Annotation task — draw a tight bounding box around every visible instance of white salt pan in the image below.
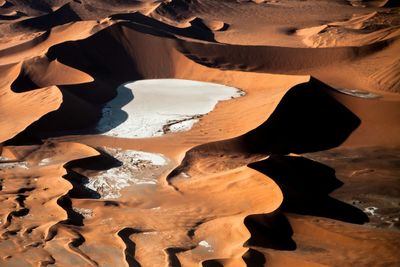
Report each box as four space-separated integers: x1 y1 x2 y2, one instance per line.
96 79 244 138
84 148 169 199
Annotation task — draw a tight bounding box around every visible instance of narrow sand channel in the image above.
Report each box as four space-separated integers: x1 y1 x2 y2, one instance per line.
96 79 244 138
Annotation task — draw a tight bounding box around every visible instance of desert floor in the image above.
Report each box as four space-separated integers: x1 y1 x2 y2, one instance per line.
0 0 399 266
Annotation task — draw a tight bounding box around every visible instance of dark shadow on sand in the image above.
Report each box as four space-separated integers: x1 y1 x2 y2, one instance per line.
241 78 361 154
242 248 267 267
13 3 80 32
63 170 101 200
202 260 223 267
57 194 86 226
62 149 123 201
66 148 123 171
111 12 216 42
249 156 369 224
93 83 134 134
165 78 367 263
241 155 368 263
57 150 124 226
167 78 361 183
7 24 146 143
118 228 142 267
244 211 296 250
7 83 134 144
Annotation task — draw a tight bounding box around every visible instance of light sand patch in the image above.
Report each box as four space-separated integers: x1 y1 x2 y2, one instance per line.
96 79 244 138
84 147 170 199
364 206 378 216
198 240 214 252
333 87 381 98
72 207 93 219
0 161 29 169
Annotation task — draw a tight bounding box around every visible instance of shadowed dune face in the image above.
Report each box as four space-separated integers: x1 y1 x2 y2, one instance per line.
1 0 400 266
249 156 369 224
3 10 397 141
250 146 400 267
0 63 62 143
94 84 133 135
244 212 296 251
1 142 283 266
241 79 361 154
0 142 99 266
168 79 361 186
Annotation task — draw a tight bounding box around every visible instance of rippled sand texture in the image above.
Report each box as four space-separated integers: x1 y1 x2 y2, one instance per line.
1 0 400 266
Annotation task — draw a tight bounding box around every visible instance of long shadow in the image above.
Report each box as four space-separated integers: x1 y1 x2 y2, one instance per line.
176 34 390 74
65 148 122 171
94 83 134 134
241 154 368 261
244 211 296 250
57 194 85 226
56 150 123 227
164 78 367 260
201 248 266 267
118 228 142 267
8 83 134 141
111 12 216 42
8 24 144 141
7 9 216 142
165 247 190 267
241 78 361 154
168 78 361 183
202 260 223 267
63 170 101 200
249 155 369 224
12 3 80 32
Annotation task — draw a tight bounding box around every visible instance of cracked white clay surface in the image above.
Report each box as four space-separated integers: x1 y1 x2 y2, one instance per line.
84 147 170 199
96 79 244 138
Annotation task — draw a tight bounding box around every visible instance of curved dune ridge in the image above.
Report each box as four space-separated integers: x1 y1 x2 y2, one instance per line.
1 0 400 266
296 10 400 48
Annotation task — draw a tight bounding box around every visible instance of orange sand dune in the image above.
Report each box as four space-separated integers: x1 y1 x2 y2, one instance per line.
1 141 282 266
1 0 400 266
0 142 99 266
15 56 94 90
0 63 62 142
5 20 396 140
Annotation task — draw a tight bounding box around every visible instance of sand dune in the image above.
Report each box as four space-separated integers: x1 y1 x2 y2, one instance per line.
0 141 281 266
13 56 94 91
1 0 400 266
0 142 99 266
296 10 400 47
0 63 62 142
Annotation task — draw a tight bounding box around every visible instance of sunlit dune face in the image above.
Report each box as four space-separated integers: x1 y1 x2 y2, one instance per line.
1 0 400 266
0 142 282 266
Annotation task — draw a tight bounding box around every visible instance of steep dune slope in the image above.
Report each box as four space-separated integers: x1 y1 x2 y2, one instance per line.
1 0 400 266
0 63 62 142
0 142 99 266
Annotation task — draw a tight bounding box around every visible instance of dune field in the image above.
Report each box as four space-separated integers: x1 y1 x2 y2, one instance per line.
0 0 399 266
